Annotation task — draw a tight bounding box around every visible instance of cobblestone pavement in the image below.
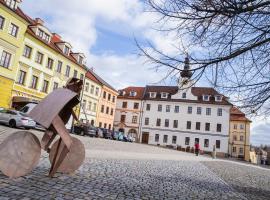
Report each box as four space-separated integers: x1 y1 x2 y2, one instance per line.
0 125 269 200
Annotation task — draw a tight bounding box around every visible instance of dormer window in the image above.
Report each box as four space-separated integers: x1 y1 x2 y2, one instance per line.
161 92 168 99
37 29 51 43
5 0 18 10
203 95 210 101
182 92 187 99
130 91 137 97
64 46 70 55
149 92 156 98
215 95 223 102
79 56 83 65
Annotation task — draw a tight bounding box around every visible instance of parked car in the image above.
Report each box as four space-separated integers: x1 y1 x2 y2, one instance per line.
99 128 112 139
73 124 97 137
0 109 36 129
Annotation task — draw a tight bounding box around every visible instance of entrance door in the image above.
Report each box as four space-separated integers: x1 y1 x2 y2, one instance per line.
142 132 149 144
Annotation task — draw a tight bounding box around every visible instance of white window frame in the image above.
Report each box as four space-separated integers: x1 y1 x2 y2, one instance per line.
149 92 156 98
215 95 223 102
161 92 168 99
203 95 210 101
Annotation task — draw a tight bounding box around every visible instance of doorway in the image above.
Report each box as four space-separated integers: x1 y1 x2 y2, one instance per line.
142 132 149 144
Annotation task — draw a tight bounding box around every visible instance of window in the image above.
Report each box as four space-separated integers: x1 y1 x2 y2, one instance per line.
161 92 168 99
0 16 5 30
17 70 26 85
206 108 211 116
203 95 210 101
240 124 245 130
108 93 111 101
187 106 192 114
122 102 127 108
186 121 191 129
6 0 17 9
166 105 170 112
165 119 169 127
215 95 222 102
185 137 190 145
155 134 159 142
79 56 83 65
134 103 139 109
205 123 210 131
233 147 236 153
204 139 209 148
80 74 84 80
101 105 105 113
146 104 151 111
53 82 59 90
217 124 222 132
87 102 92 111
112 96 115 102
95 88 100 96
110 108 114 116
163 135 168 143
64 45 70 55
85 83 89 92
106 107 109 114
174 106 179 113
47 58 54 69
93 103 97 112
108 124 111 130
216 140 221 149
156 118 161 126
132 116 138 124
182 92 187 98
90 85 94 94
103 91 106 99
234 124 237 130
197 107 202 115
172 136 177 144
73 70 78 78
56 61 62 73
0 51 11 68
240 136 244 141
233 135 237 141
149 92 156 98
196 122 201 130
30 76 38 89
23 45 32 58
144 117 149 125
104 123 107 129
173 120 178 128
217 108 222 116
239 147 244 154
35 52 43 64
130 91 137 97
158 104 162 112
42 80 49 93
65 65 70 77
8 23 19 37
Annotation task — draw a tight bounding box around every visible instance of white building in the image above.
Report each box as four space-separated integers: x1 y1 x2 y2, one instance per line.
139 57 232 156
114 87 145 141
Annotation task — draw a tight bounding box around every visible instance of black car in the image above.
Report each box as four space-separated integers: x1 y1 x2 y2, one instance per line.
73 124 97 137
99 128 112 139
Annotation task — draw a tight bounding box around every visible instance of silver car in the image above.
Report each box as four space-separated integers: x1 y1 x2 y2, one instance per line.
0 109 36 129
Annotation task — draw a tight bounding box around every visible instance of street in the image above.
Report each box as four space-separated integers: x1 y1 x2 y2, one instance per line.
0 125 269 200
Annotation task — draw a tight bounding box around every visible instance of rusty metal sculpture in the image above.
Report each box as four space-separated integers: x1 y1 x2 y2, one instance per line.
0 78 85 178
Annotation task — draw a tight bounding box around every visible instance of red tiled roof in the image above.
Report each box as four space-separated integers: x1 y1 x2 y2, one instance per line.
85 71 102 85
118 87 145 100
230 107 252 122
143 85 232 105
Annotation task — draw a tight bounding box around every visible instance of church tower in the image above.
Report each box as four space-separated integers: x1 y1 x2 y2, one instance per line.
179 55 193 89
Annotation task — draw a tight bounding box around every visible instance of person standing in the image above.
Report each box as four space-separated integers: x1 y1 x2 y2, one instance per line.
212 145 216 159
195 141 200 156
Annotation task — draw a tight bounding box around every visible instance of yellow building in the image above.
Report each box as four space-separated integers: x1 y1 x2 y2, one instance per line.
229 107 252 161
0 0 29 108
10 15 87 108
93 72 118 130
79 71 102 126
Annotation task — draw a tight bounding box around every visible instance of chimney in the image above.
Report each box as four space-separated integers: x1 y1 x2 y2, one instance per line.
35 18 44 25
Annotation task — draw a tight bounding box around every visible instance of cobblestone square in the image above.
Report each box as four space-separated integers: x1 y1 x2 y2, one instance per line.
0 126 269 200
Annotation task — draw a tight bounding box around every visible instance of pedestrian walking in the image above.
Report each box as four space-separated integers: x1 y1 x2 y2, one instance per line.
212 145 216 159
195 141 200 156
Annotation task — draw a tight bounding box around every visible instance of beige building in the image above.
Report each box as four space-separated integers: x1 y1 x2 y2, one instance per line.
80 71 102 126
229 107 252 161
93 72 118 130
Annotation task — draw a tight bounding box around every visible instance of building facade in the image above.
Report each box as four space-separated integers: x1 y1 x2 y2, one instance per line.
0 0 28 108
229 107 251 161
79 71 102 126
114 87 145 141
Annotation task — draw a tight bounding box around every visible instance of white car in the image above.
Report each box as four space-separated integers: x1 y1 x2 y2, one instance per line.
0 109 36 129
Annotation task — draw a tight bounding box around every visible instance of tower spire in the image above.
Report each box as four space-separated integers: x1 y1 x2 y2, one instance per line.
180 55 192 79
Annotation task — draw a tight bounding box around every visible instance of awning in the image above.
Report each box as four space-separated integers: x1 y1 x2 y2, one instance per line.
12 96 39 104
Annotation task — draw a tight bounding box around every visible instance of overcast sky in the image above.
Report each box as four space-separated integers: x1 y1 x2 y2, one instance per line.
21 0 270 146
